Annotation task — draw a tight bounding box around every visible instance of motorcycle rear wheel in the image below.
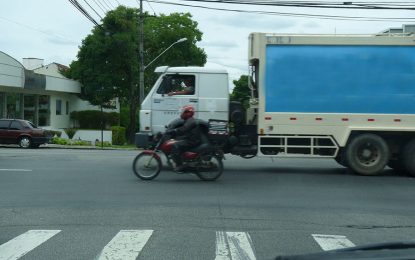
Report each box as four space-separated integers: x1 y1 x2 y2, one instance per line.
196 155 223 181
132 153 162 180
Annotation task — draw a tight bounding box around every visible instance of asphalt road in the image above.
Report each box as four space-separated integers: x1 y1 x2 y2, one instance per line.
0 147 414 260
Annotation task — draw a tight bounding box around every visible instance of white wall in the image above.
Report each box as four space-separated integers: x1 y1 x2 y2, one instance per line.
34 63 65 78
0 52 24 88
61 130 112 144
71 97 120 113
45 76 81 93
49 93 72 129
48 93 120 129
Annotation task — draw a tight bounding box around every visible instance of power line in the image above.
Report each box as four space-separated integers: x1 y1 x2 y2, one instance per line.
97 0 112 10
83 0 104 19
146 0 157 15
178 0 415 10
102 0 115 9
68 0 101 26
91 0 108 13
147 0 415 22
0 16 79 45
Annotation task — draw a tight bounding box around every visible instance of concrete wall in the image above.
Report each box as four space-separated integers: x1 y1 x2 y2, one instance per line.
60 130 112 144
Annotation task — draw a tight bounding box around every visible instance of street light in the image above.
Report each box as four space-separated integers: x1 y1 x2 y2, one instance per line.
144 38 188 70
139 37 187 104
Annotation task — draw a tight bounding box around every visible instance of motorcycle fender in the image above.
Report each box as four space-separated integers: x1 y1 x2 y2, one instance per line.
142 150 161 160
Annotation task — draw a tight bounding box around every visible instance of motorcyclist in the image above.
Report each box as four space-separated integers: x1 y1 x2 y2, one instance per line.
166 105 202 172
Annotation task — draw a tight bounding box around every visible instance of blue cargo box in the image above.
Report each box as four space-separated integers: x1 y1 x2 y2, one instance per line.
265 45 415 114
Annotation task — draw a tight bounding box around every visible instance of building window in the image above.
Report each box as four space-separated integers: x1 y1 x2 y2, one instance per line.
56 99 62 115
38 95 50 126
24 95 35 124
66 101 69 115
6 93 22 119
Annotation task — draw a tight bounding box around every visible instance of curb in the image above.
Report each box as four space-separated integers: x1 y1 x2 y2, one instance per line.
43 144 138 151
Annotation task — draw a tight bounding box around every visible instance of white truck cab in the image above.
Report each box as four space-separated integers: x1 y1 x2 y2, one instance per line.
137 66 230 146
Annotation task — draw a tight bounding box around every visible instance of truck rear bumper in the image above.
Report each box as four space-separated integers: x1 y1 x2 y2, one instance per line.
135 132 153 148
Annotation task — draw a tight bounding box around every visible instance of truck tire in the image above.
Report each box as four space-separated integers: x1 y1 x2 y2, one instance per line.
345 134 389 176
402 139 415 177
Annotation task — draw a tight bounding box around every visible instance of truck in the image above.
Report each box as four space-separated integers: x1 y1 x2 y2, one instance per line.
136 31 415 177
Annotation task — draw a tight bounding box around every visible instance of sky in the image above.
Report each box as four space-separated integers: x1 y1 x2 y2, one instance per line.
0 0 414 86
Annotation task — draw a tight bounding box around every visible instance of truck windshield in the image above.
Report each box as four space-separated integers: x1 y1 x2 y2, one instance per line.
157 74 195 95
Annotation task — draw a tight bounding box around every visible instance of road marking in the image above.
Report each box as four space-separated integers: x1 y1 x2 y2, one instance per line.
312 234 355 251
0 230 61 260
96 230 153 260
0 169 32 172
215 231 257 260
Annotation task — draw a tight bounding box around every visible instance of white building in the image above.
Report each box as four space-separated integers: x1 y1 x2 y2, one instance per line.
0 51 119 130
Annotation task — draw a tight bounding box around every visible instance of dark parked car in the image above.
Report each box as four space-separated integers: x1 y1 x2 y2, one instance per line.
0 119 51 148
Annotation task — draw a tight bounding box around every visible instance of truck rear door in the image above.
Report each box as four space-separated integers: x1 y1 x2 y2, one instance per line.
151 74 198 133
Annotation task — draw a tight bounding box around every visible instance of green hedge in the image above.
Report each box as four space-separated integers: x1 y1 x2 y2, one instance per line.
64 128 77 139
111 126 126 145
71 110 119 129
52 137 70 145
46 130 62 138
96 141 111 147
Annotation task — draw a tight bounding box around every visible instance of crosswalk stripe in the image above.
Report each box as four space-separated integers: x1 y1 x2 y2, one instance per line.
0 230 61 260
96 230 153 260
312 234 355 251
215 231 257 260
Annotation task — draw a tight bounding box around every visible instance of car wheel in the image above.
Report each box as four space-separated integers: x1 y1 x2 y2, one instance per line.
402 139 415 177
345 134 389 176
19 136 32 149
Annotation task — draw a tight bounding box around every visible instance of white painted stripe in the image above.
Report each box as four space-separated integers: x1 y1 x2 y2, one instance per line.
0 230 61 260
0 169 32 172
96 230 153 260
215 231 256 260
215 231 230 260
312 234 355 251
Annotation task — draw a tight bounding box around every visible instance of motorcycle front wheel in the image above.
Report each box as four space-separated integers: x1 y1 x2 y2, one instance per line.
132 153 162 180
196 155 223 181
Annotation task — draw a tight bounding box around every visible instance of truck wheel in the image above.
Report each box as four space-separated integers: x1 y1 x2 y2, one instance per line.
402 139 415 177
345 134 389 176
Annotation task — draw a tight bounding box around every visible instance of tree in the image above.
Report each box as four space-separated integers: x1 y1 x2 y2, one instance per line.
66 6 206 142
231 75 251 108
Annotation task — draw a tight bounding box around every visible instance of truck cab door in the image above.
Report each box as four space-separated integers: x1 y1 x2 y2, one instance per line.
151 74 198 133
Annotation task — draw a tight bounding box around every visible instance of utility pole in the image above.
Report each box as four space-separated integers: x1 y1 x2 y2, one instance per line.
139 0 145 104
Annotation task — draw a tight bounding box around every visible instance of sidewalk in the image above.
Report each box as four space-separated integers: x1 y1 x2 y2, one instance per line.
43 144 139 150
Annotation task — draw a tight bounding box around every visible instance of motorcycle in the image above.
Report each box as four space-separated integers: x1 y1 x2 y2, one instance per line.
132 131 224 181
